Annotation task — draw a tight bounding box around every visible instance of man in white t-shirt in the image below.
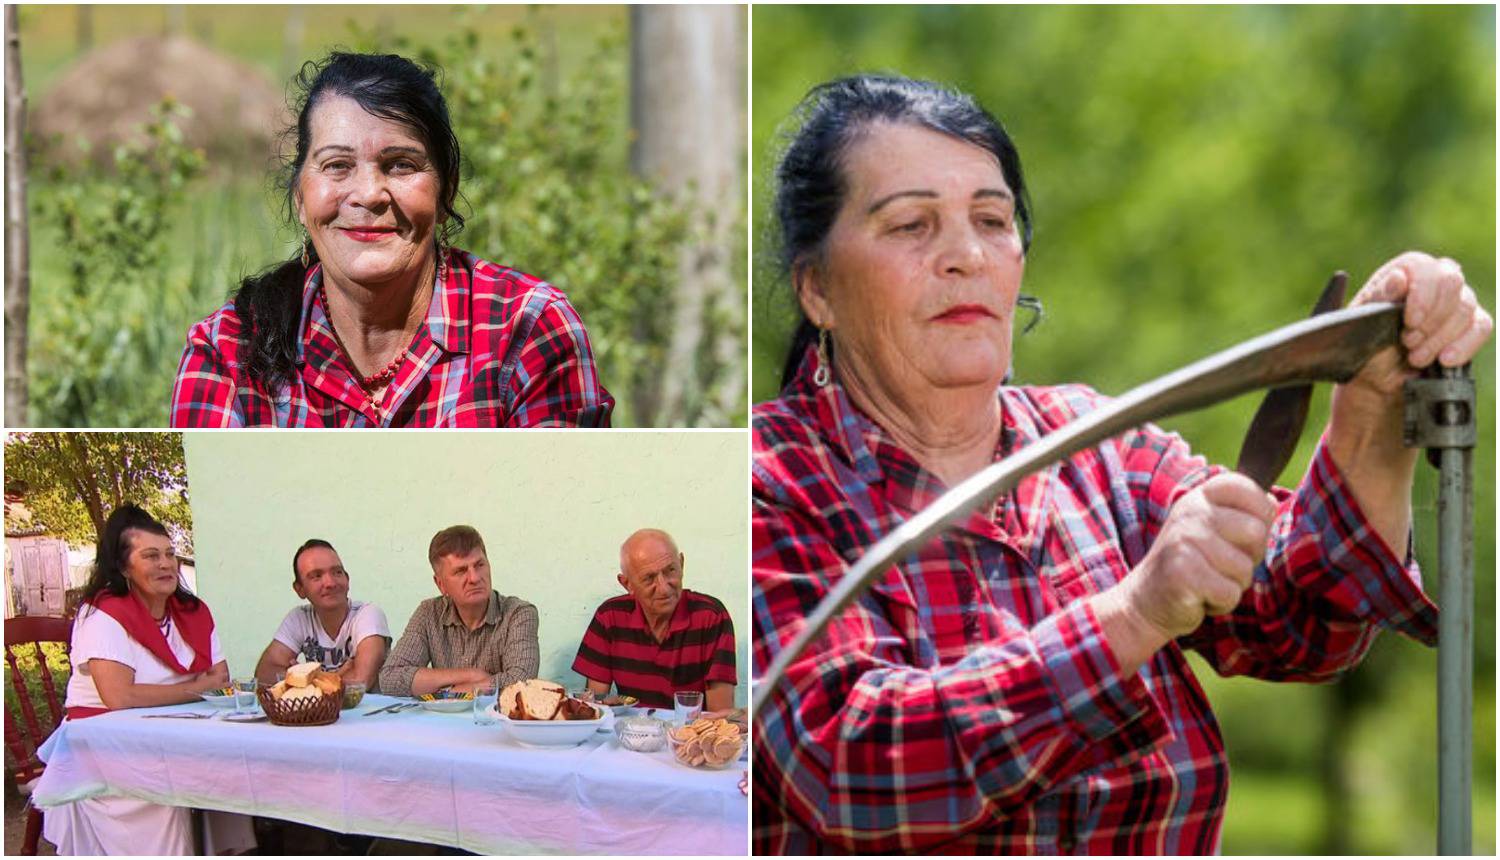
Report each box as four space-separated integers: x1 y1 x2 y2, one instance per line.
254 539 391 691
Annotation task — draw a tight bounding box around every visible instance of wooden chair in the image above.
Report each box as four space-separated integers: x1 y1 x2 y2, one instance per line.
5 615 73 856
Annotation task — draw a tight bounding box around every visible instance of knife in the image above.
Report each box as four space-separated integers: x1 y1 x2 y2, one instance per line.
1234 272 1350 488
751 300 1403 722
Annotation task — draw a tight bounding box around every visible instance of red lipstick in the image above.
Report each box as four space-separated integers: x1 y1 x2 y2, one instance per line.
932 304 996 324
340 227 396 242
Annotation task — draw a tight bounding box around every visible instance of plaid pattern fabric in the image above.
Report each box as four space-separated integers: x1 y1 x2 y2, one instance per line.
377 591 539 697
170 249 613 427
571 590 738 709
751 360 1437 854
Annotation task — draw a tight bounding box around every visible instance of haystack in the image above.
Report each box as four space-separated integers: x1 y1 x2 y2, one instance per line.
30 35 289 171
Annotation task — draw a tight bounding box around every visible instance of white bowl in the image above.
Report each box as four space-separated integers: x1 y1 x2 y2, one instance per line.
496 705 613 747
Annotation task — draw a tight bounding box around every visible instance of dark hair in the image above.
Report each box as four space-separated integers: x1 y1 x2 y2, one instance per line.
428 525 486 568
232 51 466 392
774 74 1037 388
291 538 338 585
80 503 199 610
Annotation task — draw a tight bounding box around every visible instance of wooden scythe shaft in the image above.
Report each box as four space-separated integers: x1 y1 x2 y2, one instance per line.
751 301 1404 723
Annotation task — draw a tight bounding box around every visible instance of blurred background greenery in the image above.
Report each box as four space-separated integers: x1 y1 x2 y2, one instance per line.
752 5 1494 854
13 4 745 427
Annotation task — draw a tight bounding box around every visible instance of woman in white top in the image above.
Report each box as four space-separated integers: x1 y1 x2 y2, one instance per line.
45 504 257 856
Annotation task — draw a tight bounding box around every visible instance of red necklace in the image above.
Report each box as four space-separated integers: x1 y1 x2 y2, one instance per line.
319 287 409 390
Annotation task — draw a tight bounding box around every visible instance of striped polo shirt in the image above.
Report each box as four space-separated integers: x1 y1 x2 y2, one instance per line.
571 589 737 709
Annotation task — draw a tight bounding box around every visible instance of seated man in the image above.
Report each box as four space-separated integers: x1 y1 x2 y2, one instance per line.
256 539 391 690
379 525 540 696
573 528 737 711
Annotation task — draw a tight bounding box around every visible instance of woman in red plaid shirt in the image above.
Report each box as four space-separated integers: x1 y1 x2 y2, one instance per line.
170 52 613 427
751 75 1492 854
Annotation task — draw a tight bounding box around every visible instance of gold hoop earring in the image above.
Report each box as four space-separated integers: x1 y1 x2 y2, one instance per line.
813 328 832 387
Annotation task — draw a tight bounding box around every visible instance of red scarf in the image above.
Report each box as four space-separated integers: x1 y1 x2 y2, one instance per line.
66 591 216 721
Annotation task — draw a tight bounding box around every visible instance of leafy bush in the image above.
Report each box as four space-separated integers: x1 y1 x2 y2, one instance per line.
29 100 205 428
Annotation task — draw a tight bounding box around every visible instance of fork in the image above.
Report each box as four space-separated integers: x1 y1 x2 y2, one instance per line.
142 711 214 719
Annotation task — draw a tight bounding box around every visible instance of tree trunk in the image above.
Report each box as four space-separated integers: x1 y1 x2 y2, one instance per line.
76 5 92 53
629 5 745 426
5 5 29 426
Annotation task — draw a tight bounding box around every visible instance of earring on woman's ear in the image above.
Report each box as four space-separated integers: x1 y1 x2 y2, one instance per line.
814 327 832 387
300 234 311 269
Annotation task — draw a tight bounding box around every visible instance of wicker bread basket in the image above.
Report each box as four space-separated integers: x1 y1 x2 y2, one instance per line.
257 685 342 726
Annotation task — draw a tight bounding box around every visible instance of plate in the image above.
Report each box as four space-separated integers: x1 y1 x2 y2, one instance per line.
222 711 268 723
198 690 240 708
417 692 474 713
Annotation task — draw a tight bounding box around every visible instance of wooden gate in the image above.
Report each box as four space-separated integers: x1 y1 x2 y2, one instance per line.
8 537 69 617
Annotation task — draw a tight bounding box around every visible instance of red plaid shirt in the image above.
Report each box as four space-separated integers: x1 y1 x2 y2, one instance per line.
751 361 1437 854
170 249 613 427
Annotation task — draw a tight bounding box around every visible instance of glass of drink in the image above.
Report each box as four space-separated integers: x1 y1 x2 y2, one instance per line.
233 677 257 715
674 690 703 726
473 680 499 725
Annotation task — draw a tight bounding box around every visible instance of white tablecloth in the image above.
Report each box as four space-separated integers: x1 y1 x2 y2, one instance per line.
33 695 746 855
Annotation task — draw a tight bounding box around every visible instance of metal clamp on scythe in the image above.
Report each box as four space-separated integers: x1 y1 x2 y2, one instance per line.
751 272 1480 855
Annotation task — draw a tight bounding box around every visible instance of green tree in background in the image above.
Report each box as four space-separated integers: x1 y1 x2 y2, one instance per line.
4 432 192 552
752 5 1494 854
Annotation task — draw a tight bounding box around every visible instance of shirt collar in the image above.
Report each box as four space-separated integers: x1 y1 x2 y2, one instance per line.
632 589 695 639
295 249 472 367
783 342 1050 544
440 589 500 628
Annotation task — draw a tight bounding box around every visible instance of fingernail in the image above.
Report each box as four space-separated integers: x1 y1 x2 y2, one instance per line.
1440 347 1457 365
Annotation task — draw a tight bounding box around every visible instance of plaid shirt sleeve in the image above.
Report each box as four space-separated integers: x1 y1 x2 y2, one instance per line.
504 296 614 427
493 601 540 689
1166 434 1439 677
378 601 435 698
752 486 1172 852
169 321 242 428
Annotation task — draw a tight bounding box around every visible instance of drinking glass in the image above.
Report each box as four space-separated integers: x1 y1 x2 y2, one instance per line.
473 680 499 725
233 677 257 714
674 690 703 726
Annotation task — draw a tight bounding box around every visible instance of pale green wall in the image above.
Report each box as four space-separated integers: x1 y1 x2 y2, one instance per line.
183 431 748 705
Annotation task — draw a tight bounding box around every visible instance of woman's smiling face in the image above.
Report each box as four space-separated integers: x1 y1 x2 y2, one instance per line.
798 121 1026 401
296 94 442 290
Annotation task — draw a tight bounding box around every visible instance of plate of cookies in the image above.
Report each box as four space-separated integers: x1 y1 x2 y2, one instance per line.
667 717 744 769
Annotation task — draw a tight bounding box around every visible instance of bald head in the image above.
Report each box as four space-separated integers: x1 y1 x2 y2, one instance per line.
618 528 685 624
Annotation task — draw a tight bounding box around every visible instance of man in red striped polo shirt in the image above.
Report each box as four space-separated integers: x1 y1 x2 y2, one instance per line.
572 529 737 711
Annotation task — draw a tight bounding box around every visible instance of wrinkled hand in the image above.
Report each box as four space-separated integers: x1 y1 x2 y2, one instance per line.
1346 252 1492 398
1118 474 1276 640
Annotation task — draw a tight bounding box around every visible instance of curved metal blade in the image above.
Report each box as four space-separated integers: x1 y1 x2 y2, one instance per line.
1235 271 1349 488
751 301 1403 722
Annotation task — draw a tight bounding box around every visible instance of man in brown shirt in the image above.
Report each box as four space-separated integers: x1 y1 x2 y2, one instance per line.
378 525 540 696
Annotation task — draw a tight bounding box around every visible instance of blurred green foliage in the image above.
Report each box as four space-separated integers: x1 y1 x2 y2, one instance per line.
752 5 1494 854
354 10 698 426
30 101 205 427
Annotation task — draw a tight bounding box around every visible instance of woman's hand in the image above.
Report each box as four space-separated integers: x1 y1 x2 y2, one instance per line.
1344 252 1491 399
1093 474 1276 674
1326 252 1492 552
